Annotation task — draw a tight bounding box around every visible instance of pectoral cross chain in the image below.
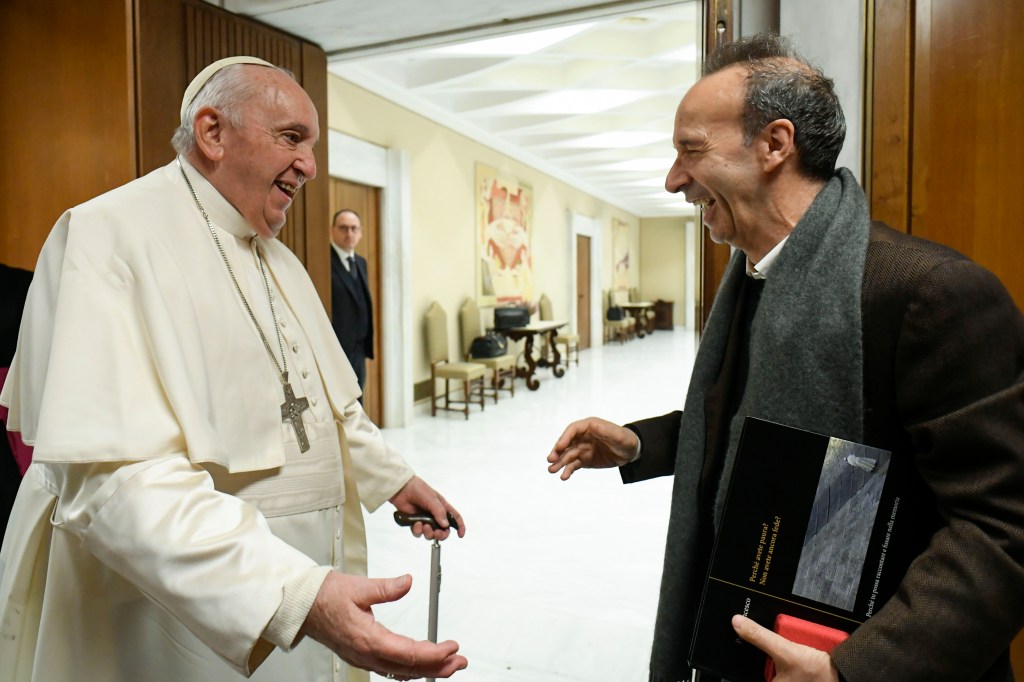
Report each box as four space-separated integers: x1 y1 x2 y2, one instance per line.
280 376 311 452
178 159 314 455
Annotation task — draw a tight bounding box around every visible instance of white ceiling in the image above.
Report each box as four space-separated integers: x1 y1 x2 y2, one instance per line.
219 0 701 217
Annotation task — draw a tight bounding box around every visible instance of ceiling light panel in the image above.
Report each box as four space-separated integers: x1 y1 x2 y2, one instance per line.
431 23 594 55
321 0 700 216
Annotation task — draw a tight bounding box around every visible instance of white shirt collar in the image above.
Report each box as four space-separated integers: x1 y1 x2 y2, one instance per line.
747 236 789 280
177 157 256 240
330 242 354 263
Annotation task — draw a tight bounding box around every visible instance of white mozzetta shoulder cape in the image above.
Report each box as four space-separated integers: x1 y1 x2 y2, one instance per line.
5 161 365 473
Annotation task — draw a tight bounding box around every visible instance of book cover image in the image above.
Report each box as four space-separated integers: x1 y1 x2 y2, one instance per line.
689 418 928 682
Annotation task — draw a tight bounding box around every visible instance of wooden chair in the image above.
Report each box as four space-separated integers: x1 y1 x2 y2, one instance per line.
459 298 516 402
425 301 486 419
538 293 579 369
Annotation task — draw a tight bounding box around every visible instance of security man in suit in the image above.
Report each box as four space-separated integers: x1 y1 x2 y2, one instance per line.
330 209 374 394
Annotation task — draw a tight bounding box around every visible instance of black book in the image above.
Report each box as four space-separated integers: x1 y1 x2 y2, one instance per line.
689 417 933 682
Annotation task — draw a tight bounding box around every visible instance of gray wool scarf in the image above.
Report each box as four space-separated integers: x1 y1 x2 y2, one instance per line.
649 168 870 681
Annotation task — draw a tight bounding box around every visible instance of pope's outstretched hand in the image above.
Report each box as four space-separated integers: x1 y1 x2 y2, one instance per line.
303 572 468 679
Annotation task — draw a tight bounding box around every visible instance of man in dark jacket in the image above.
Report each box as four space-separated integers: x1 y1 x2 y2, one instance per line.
547 33 1024 682
330 209 374 393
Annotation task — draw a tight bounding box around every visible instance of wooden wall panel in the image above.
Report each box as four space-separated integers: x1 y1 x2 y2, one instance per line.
135 0 186 175
300 43 331 310
1 0 329 283
910 0 1024 309
1 0 136 271
872 0 1024 309
867 0 913 232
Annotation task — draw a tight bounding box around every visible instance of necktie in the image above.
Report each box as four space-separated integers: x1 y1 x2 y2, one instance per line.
347 256 358 281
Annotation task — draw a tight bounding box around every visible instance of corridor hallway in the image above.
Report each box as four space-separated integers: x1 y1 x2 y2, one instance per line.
368 328 697 681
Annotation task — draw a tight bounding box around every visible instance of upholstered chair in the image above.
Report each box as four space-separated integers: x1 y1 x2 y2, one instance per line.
605 289 634 344
458 297 516 402
425 301 487 418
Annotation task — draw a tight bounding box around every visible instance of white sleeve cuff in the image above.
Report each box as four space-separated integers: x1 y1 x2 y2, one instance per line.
263 565 333 651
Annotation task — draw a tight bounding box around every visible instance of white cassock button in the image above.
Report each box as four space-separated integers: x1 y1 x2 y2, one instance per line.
280 319 287 328
291 343 299 353
302 369 309 379
311 397 318 407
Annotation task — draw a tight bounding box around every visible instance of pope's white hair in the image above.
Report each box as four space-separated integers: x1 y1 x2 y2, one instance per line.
170 63 293 155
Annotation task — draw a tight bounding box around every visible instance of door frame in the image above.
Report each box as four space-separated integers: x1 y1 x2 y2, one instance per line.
329 129 413 427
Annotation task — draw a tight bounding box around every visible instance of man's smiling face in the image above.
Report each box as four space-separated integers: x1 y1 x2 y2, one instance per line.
664 66 764 253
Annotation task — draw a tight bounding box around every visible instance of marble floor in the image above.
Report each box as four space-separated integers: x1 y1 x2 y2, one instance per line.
367 327 698 682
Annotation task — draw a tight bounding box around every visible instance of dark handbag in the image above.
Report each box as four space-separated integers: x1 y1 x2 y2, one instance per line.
607 305 625 321
493 306 530 329
470 331 508 358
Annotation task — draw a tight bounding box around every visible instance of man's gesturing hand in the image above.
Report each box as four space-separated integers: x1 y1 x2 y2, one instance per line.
547 417 639 480
303 572 468 679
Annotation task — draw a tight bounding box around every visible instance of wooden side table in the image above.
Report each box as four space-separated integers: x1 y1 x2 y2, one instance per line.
653 300 674 330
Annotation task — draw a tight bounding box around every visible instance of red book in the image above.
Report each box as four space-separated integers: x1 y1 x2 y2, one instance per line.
764 614 849 681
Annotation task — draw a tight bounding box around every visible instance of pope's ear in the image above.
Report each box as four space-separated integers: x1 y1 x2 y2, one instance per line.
761 118 796 173
192 106 227 162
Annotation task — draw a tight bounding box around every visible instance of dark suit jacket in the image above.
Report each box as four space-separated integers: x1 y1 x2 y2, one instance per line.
624 224 1024 682
330 249 373 360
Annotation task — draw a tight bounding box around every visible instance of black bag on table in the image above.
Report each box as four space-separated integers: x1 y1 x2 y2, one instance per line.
493 306 530 330
470 331 508 358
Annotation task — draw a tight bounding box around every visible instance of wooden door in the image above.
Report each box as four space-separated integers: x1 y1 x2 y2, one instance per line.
329 179 384 426
576 234 592 349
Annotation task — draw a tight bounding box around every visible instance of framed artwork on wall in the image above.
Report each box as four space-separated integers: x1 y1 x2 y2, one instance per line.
476 163 534 306
612 217 630 291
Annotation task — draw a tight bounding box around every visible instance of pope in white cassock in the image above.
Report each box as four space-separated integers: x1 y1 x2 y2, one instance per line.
0 57 469 682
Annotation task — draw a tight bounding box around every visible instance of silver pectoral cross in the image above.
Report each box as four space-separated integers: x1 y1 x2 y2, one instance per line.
279 375 311 452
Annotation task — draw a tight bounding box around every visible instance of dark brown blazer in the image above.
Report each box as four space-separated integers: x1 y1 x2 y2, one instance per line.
626 224 1024 681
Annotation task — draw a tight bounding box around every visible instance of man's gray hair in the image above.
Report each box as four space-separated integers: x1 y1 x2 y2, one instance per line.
703 32 846 181
170 63 293 155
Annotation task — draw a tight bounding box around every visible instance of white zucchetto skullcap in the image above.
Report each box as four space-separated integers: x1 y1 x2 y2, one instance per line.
179 56 275 121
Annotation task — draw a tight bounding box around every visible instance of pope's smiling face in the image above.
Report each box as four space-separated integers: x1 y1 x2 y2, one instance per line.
664 65 765 254
217 68 319 239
